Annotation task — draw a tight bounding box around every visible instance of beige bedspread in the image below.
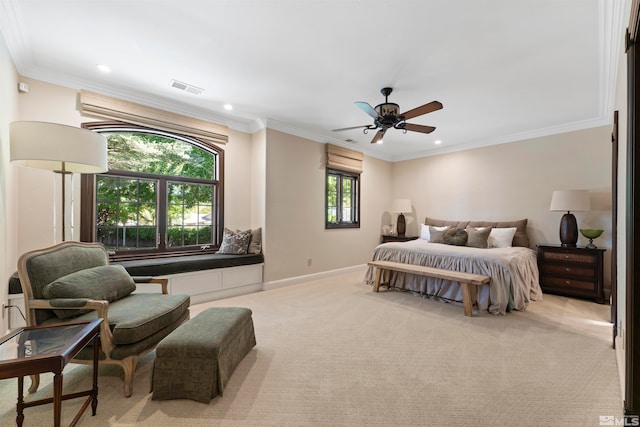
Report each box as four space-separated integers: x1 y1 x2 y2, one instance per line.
364 240 543 315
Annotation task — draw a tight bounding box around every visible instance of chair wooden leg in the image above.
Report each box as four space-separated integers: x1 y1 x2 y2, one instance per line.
27 374 40 394
121 356 138 398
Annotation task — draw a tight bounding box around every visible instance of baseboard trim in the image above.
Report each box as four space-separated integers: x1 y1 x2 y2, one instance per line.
263 264 367 291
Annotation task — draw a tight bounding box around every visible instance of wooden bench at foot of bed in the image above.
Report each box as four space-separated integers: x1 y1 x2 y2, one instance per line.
367 260 491 317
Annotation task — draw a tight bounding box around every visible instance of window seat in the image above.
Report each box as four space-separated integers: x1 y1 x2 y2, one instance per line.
114 253 264 277
8 254 264 294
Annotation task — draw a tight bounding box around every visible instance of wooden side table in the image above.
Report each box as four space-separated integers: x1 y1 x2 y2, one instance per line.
537 245 606 304
381 235 418 243
0 319 102 427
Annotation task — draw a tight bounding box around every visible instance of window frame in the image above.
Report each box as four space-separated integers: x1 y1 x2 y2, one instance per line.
80 121 224 260
325 168 360 229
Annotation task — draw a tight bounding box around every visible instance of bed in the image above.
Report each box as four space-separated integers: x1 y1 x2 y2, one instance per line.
364 217 543 315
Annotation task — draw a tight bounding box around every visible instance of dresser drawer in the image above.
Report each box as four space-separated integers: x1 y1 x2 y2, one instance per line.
541 264 596 278
541 251 597 264
541 275 596 291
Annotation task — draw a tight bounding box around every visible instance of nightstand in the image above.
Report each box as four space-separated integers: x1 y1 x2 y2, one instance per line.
537 245 606 304
381 235 418 243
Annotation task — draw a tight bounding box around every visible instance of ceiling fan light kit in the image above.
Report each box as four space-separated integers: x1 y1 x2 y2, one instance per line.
333 87 443 144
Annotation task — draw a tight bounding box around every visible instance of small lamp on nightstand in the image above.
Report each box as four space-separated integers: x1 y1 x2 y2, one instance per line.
392 199 412 237
549 190 591 248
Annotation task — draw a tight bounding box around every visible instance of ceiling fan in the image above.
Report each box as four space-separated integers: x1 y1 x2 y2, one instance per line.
332 87 443 144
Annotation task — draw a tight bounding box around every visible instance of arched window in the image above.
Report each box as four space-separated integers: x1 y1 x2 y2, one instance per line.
81 122 223 259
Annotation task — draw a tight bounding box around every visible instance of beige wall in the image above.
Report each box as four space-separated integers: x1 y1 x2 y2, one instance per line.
9 78 256 254
263 129 392 282
392 126 613 288
0 32 19 333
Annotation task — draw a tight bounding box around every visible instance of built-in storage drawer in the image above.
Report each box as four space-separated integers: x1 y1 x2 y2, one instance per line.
537 245 606 303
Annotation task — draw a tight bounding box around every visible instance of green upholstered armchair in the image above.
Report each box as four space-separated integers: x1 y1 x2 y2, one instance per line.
17 241 190 397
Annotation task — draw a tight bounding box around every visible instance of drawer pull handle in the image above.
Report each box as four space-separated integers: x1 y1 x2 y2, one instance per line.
564 256 570 260
565 268 571 272
565 280 571 285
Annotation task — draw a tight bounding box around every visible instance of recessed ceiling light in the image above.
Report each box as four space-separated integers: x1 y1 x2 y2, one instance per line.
377 139 383 144
435 140 442 145
224 104 233 111
96 64 111 73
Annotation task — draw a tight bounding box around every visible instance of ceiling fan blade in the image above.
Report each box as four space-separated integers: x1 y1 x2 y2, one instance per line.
370 129 386 144
355 102 381 119
403 123 436 134
400 101 443 120
332 125 370 132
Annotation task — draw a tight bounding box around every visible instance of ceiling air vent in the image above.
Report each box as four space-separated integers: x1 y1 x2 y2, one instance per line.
170 79 204 95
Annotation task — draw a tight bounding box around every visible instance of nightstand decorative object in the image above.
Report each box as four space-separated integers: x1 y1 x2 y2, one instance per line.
537 245 606 304
381 235 418 243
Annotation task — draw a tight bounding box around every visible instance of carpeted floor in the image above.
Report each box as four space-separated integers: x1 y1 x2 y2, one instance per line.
0 268 623 426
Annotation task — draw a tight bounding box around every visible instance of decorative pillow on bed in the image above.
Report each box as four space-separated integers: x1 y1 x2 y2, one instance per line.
42 265 136 319
443 228 468 246
428 226 449 243
420 224 447 241
488 227 517 248
217 228 252 254
466 226 492 248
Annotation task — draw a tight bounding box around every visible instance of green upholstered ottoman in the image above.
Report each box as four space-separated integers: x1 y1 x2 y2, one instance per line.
151 307 256 403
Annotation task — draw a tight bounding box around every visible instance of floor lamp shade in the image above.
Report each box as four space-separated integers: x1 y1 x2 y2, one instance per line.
10 121 108 173
549 190 591 248
392 199 412 237
10 121 108 240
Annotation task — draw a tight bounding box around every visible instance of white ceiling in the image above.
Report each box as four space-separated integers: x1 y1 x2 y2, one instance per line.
0 0 626 162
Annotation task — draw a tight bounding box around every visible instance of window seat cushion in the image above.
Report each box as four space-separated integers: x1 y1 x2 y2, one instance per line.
115 253 264 277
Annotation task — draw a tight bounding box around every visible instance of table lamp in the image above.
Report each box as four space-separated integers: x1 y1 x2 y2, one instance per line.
392 198 412 237
549 190 591 247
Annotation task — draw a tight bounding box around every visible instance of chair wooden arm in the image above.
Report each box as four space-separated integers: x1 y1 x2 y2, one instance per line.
27 298 115 354
149 278 169 294
132 277 169 294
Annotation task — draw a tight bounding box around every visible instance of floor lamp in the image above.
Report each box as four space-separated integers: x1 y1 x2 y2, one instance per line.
10 121 108 241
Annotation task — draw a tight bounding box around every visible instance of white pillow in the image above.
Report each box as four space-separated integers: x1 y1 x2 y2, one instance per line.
420 224 448 241
488 227 517 248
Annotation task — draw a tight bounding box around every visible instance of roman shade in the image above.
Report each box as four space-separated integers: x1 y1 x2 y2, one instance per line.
326 144 363 174
79 90 228 145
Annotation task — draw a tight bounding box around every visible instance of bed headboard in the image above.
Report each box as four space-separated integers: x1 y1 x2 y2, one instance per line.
424 217 529 247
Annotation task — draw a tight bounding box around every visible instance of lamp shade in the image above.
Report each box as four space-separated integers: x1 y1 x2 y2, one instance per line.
549 190 591 212
10 121 108 173
392 199 412 214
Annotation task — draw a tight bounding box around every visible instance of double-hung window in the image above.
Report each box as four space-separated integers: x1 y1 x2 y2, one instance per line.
81 123 223 259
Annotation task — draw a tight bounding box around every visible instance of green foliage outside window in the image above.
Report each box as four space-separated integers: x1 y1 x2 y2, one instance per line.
94 131 219 252
326 169 359 228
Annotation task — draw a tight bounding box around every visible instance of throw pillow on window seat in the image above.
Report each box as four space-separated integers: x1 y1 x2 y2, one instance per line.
217 228 252 254
248 227 262 254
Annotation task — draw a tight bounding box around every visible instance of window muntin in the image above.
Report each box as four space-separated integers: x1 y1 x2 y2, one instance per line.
96 176 158 251
81 124 223 258
326 169 360 228
167 182 214 247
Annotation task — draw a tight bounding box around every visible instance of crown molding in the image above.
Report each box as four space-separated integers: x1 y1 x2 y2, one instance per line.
0 0 32 73
389 115 612 162
599 0 627 121
261 118 393 162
